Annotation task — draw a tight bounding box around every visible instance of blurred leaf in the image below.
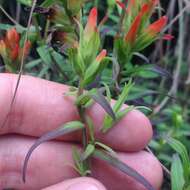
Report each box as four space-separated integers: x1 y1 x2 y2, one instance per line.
37 45 52 66
93 150 155 190
167 138 190 179
25 59 42 69
22 121 84 182
171 154 185 190
146 65 172 78
41 0 60 7
133 52 150 63
17 0 32 6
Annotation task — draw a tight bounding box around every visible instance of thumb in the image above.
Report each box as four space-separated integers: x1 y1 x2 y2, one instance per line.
42 177 107 190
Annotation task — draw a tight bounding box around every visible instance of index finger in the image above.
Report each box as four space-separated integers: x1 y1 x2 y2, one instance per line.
0 74 152 151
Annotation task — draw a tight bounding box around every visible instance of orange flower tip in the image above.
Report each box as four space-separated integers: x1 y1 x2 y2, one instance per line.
0 40 6 48
148 16 168 34
6 28 20 44
11 44 19 60
96 49 107 62
141 4 149 15
163 34 174 40
88 7 97 28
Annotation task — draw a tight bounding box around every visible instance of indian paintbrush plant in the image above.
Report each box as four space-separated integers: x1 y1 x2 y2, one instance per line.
0 28 31 72
0 1 173 190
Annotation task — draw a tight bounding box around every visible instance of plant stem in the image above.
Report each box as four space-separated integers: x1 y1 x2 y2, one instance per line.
77 79 88 149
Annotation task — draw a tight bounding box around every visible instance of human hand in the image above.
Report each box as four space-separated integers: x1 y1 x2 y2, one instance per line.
0 74 163 190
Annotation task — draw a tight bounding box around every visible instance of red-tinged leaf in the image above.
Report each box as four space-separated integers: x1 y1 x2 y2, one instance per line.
147 65 172 78
91 90 116 120
93 150 155 190
22 121 84 182
162 34 174 40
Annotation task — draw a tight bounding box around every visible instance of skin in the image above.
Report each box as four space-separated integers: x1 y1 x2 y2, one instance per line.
0 74 163 190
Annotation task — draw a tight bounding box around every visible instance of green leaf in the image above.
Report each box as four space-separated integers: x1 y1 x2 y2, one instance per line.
17 0 32 6
102 105 134 133
81 144 95 161
171 154 185 190
102 81 133 133
72 147 90 176
41 0 60 7
82 59 102 86
67 0 84 15
113 80 133 113
25 59 42 69
86 116 95 142
68 48 85 77
22 121 84 182
167 138 190 179
93 150 155 190
37 45 52 66
75 93 92 106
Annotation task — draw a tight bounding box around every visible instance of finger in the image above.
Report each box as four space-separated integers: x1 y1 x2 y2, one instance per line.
42 177 106 190
0 135 163 190
0 74 152 151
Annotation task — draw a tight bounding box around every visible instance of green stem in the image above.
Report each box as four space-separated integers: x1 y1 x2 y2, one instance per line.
77 79 88 149
44 19 50 40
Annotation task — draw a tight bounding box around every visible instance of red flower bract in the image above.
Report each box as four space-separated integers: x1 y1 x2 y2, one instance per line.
0 28 31 61
96 49 107 62
125 3 149 44
84 7 98 38
146 16 168 36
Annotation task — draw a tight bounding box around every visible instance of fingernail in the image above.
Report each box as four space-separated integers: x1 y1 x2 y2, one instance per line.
67 182 99 190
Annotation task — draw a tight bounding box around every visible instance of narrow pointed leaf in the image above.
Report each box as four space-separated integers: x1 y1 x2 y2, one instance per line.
81 144 95 161
146 65 172 78
133 52 150 63
167 137 190 178
91 90 115 120
113 80 133 113
93 150 155 190
22 121 84 182
171 154 185 190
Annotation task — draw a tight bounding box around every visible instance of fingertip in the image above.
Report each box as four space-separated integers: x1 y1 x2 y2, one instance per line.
122 151 163 190
92 151 163 190
124 109 153 150
93 106 153 151
42 177 107 190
